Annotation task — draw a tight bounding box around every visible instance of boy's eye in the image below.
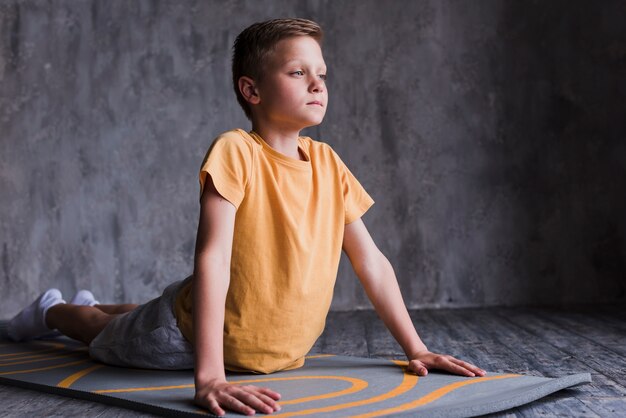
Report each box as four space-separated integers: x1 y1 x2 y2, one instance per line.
292 70 304 76
319 74 327 80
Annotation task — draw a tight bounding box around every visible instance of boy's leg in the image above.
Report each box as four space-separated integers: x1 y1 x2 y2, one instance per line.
41 291 137 339
94 303 139 315
8 289 138 345
46 304 119 345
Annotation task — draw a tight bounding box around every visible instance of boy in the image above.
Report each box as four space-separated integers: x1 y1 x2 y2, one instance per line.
7 18 485 416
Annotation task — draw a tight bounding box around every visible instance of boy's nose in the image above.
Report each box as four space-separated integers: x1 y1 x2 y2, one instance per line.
309 77 325 93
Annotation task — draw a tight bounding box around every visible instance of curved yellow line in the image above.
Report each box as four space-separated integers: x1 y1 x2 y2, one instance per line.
230 376 368 406
0 351 87 367
94 375 367 406
304 354 336 359
0 341 67 359
57 364 105 388
94 384 194 394
0 359 91 376
0 348 62 361
0 348 54 358
352 373 522 417
0 344 87 365
272 366 418 417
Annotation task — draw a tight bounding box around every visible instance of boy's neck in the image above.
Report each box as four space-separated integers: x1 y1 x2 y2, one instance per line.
251 123 304 161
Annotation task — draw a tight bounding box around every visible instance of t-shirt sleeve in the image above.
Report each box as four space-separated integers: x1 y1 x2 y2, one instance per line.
332 150 375 224
198 133 253 208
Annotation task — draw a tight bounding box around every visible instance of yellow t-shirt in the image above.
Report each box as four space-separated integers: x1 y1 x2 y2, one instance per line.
174 129 374 374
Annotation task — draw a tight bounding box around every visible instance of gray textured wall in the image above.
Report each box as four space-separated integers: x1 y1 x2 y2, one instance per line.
1 0 624 317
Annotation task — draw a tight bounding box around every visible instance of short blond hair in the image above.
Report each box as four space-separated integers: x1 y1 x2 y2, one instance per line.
232 18 324 119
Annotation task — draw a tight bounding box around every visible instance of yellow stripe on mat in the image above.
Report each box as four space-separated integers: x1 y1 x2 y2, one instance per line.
0 342 67 358
0 348 58 359
94 375 367 406
0 352 87 367
272 367 419 417
0 359 92 376
57 364 105 388
94 384 194 394
230 376 368 406
352 373 522 417
0 349 63 362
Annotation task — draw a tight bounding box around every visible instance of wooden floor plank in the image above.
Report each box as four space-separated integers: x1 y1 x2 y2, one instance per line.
410 308 605 417
496 308 626 398
463 308 608 379
500 308 626 380
0 385 60 414
364 310 406 358
580 397 626 417
418 309 534 374
501 334 623 396
516 393 601 417
319 310 368 357
582 305 626 334
531 307 626 357
409 308 452 350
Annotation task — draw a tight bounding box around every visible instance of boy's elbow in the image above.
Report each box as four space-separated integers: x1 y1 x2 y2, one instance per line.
354 249 391 282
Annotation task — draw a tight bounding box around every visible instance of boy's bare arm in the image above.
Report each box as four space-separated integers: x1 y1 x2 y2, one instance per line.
193 176 235 386
342 218 486 378
192 176 281 416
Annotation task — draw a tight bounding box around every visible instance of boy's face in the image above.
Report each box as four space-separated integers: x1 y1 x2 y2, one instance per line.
252 36 328 130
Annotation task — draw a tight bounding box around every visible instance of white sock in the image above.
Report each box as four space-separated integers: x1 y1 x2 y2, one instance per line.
70 289 100 307
7 289 66 342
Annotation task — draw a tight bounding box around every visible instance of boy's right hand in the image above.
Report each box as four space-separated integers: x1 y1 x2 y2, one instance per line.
195 378 282 416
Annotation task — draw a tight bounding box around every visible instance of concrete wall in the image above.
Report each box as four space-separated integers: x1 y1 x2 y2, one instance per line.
1 0 624 317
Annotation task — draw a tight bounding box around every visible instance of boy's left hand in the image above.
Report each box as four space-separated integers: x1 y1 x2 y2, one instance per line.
407 351 486 377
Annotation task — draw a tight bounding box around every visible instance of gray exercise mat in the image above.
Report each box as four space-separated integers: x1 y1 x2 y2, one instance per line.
0 324 591 417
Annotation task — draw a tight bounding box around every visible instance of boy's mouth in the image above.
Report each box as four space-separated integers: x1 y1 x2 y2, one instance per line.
307 101 324 106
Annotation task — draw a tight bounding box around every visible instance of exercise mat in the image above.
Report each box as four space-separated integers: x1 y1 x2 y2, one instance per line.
0 329 590 417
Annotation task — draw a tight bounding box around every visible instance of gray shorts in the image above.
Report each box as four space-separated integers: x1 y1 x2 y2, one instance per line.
89 276 194 370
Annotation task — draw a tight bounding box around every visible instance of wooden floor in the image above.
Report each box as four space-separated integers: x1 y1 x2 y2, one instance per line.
1 304 625 417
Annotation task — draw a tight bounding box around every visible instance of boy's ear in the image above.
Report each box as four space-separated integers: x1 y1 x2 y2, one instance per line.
238 76 260 105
